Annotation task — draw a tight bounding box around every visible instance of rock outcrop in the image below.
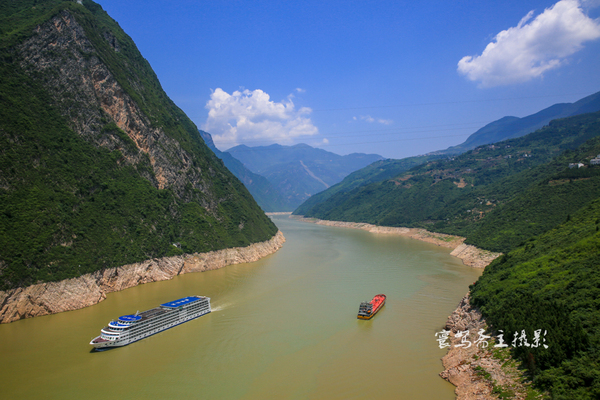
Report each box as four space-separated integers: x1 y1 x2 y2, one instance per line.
19 10 205 196
450 244 501 269
0 231 285 324
1 3 279 292
440 294 533 400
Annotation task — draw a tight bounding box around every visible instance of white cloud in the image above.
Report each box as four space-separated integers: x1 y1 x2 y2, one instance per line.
356 115 393 125
458 0 600 87
203 88 318 148
295 88 306 93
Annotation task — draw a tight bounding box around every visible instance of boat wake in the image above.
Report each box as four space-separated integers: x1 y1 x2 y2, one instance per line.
210 303 231 312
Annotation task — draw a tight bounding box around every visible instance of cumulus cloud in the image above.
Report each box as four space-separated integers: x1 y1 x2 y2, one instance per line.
203 88 318 148
458 0 600 87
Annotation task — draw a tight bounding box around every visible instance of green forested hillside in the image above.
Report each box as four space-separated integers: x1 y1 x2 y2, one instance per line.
465 138 600 251
293 154 439 215
0 0 277 290
470 199 600 399
299 111 600 253
442 90 600 154
296 91 600 217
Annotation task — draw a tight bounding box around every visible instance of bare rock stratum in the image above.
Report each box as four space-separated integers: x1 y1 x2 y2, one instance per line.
0 231 285 324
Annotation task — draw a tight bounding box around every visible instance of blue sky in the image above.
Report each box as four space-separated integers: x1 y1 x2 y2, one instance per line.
95 0 600 159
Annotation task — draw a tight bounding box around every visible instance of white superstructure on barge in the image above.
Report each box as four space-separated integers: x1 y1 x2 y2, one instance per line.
90 296 211 349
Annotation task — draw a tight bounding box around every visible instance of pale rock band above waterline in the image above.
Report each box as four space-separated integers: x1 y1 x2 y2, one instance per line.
0 231 285 324
291 215 501 269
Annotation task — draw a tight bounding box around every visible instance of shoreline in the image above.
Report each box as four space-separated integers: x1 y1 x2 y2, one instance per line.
441 294 536 400
0 231 285 324
292 216 501 269
292 216 522 399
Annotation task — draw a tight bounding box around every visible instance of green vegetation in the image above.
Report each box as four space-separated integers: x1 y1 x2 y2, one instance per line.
0 0 277 290
294 154 441 215
295 91 600 216
443 90 600 155
296 109 600 397
471 199 600 398
299 111 600 253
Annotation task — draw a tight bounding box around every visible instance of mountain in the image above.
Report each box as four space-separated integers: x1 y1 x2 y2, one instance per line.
226 143 384 210
296 90 600 215
441 91 600 154
294 154 441 216
198 130 287 212
470 198 600 398
0 0 277 291
297 111 600 253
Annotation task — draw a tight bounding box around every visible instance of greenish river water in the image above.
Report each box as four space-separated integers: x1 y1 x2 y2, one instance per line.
0 215 482 399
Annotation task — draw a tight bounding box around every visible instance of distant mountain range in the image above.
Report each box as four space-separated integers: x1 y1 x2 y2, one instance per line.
439 91 600 154
296 90 600 216
200 135 384 211
198 131 288 212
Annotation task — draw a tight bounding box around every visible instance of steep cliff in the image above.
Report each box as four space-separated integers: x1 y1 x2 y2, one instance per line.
0 0 278 291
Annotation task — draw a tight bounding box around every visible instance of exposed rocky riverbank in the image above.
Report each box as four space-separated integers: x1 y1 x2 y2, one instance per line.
0 231 285 324
440 294 538 400
293 216 500 268
293 216 532 399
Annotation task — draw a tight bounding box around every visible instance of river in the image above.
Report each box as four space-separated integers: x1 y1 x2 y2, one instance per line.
0 215 482 399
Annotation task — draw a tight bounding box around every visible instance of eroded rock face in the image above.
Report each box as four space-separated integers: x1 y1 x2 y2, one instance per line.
450 244 501 269
0 231 285 323
17 10 212 201
439 294 531 400
439 294 493 399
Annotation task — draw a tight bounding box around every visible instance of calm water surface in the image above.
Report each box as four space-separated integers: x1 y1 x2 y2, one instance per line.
0 215 481 399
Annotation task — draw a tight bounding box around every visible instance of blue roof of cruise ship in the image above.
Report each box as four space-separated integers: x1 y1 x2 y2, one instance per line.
161 296 199 308
119 315 142 322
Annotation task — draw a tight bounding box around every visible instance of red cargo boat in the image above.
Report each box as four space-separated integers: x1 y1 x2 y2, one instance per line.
357 294 386 319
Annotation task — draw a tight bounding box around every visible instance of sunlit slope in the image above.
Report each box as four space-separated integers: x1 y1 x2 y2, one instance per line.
0 0 277 290
470 198 600 398
296 91 600 216
299 112 600 253
293 155 440 215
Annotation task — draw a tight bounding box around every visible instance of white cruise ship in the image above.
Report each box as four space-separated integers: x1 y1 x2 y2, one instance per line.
90 296 211 349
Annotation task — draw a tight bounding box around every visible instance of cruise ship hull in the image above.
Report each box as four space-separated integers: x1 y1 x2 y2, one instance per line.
90 296 211 349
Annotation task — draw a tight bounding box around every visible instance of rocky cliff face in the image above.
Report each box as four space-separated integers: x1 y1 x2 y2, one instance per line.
0 231 285 324
19 10 208 199
0 1 278 290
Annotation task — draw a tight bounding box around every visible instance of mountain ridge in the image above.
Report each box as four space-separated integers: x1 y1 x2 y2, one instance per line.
0 0 277 291
225 142 384 210
439 91 600 154
296 90 600 216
